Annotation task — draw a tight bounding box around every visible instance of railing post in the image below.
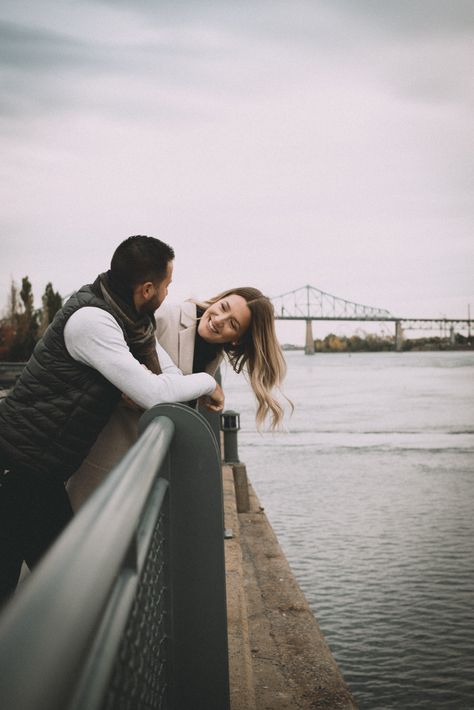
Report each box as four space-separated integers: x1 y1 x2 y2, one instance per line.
198 367 222 454
220 409 240 464
139 404 230 710
220 411 250 513
232 462 250 513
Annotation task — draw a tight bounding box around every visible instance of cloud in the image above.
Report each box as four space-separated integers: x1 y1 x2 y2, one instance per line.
0 0 472 318
324 0 474 36
0 16 223 120
0 20 100 70
0 20 104 116
89 0 474 61
2 2 473 122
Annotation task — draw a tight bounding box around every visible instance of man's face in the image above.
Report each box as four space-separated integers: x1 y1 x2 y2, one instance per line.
135 260 173 314
153 260 173 310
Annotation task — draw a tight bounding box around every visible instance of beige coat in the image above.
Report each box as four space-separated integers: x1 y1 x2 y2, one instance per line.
66 301 221 510
154 301 222 376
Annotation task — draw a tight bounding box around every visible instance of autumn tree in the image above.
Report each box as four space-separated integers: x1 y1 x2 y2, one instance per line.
0 280 20 360
39 282 63 336
6 279 19 322
7 277 39 360
1 278 64 360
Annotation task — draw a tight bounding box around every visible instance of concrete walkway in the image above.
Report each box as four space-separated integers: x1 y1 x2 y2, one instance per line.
223 464 358 710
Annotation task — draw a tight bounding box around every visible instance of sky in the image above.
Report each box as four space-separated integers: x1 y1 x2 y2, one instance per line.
1 1 473 343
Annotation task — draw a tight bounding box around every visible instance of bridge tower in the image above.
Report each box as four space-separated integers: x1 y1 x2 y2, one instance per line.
395 320 403 352
450 325 455 346
305 319 315 355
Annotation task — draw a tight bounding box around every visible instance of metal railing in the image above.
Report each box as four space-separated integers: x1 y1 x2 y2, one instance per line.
0 403 230 710
0 361 25 388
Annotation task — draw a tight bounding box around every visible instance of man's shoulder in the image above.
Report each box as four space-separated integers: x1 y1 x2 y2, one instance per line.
66 306 118 335
63 306 126 362
62 284 96 310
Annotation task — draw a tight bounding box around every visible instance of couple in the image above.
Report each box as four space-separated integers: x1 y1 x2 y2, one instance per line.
0 235 287 603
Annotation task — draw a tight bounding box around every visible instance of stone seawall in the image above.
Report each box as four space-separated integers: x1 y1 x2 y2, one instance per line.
223 464 358 710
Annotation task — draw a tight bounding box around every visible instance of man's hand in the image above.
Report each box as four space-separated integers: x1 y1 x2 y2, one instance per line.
200 382 225 412
121 393 144 412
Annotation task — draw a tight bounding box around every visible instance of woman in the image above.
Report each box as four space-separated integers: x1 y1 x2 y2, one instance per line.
67 287 287 509
157 287 286 428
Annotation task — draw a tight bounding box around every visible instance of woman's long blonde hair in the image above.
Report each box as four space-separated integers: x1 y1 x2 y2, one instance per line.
199 287 290 429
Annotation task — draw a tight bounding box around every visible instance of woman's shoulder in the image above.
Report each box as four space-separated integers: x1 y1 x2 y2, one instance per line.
155 300 196 331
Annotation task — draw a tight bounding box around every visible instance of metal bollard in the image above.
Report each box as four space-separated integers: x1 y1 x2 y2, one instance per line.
220 410 240 463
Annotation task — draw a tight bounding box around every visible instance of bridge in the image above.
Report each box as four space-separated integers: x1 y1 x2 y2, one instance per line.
270 285 472 354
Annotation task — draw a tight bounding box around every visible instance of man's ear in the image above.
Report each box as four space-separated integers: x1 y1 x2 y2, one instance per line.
132 281 154 309
142 281 155 301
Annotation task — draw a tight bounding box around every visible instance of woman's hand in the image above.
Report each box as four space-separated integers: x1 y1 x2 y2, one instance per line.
200 382 225 412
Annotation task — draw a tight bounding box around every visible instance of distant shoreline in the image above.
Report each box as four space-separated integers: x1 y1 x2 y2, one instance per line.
281 341 473 353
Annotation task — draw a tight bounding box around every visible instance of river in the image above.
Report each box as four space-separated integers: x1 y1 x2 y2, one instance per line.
222 350 474 709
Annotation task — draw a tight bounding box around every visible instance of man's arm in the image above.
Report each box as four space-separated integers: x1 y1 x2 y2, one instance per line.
155 340 182 375
64 307 218 410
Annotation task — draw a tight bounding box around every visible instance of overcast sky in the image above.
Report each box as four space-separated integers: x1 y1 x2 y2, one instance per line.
1 1 473 342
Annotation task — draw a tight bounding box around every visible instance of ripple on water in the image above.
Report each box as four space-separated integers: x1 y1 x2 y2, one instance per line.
223 352 474 709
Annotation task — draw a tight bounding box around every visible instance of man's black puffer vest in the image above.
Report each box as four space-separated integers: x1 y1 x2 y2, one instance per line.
0 285 128 481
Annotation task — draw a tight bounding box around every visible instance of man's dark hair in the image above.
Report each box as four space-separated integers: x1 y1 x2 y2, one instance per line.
110 235 175 290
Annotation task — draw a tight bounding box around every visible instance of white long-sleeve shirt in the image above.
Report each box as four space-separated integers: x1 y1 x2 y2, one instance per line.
64 307 216 409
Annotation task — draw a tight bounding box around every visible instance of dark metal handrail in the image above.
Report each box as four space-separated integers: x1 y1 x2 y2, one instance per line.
0 361 25 387
0 403 230 710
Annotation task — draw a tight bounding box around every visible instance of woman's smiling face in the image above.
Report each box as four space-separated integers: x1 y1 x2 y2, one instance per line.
197 294 252 344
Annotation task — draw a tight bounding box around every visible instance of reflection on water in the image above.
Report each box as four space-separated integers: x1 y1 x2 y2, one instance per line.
222 351 474 709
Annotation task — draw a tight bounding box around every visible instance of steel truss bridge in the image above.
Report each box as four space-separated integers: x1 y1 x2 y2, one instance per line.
270 285 472 353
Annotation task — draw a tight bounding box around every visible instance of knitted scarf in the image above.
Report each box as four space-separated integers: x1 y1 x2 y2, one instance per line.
91 271 161 375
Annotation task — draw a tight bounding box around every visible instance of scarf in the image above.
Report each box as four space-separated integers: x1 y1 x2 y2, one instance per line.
91 271 161 375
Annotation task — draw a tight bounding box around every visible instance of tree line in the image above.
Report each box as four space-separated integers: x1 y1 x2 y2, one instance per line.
315 333 394 352
314 332 471 352
0 277 63 361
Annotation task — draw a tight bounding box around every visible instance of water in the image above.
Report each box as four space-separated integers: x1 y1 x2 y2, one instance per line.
221 351 474 710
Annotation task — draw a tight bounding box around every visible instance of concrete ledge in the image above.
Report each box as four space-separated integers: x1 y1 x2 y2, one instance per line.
239 481 358 710
223 465 257 710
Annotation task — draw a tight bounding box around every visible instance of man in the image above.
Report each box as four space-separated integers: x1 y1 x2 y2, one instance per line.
0 235 224 603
